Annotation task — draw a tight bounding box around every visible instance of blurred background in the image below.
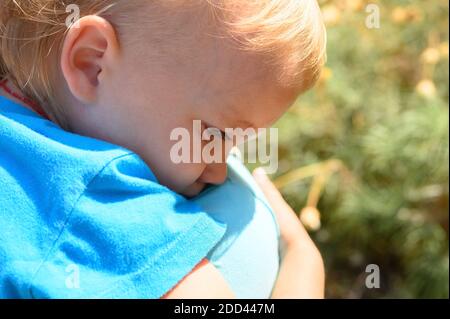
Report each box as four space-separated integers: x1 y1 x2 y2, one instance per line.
264 0 448 298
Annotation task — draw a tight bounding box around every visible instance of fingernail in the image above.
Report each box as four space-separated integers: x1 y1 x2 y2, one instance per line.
253 167 268 179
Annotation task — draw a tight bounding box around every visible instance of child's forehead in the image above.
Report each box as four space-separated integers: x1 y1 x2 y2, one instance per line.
209 78 301 130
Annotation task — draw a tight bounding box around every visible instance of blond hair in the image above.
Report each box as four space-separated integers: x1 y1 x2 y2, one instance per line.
213 0 326 88
0 0 326 128
0 0 121 128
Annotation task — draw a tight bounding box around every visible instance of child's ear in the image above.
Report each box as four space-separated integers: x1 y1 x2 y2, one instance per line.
60 15 120 104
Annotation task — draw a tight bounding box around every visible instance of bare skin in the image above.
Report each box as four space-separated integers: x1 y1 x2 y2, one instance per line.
58 15 300 198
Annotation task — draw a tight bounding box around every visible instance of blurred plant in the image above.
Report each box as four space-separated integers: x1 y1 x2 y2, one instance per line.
266 0 449 298
274 159 351 231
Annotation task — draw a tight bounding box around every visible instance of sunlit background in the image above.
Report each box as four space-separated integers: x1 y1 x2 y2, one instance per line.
265 0 448 298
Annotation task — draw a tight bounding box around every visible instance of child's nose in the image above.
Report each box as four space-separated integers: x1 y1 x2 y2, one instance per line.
199 162 228 185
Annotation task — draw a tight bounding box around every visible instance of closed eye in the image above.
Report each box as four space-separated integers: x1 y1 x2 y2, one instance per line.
204 125 231 141
220 130 233 141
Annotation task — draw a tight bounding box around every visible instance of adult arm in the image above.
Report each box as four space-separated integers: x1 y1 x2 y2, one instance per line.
164 168 325 299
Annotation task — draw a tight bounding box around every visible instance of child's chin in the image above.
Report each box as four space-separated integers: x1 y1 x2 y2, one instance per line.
180 181 207 198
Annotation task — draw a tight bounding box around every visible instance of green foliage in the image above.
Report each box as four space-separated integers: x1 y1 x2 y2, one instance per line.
272 0 449 298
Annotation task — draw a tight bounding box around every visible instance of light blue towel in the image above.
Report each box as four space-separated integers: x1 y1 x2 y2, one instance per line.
194 155 280 299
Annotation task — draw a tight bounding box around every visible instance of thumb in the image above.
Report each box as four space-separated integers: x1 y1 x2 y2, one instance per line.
253 167 293 214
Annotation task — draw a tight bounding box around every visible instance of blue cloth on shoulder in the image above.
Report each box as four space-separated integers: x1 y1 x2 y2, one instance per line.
0 96 226 298
193 155 280 298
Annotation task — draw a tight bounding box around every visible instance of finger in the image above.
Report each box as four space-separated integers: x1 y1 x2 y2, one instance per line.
253 167 294 214
253 167 310 246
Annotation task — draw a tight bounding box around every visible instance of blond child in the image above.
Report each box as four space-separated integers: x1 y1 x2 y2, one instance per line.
0 0 326 298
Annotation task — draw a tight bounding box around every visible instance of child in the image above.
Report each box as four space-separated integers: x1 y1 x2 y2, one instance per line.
0 0 326 298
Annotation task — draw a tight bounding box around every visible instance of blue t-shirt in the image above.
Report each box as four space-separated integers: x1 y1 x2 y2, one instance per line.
0 96 229 298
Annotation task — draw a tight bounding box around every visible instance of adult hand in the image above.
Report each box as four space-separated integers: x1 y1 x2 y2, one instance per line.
253 168 325 298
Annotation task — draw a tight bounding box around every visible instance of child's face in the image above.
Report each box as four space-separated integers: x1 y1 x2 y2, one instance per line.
132 52 299 197
65 15 304 198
